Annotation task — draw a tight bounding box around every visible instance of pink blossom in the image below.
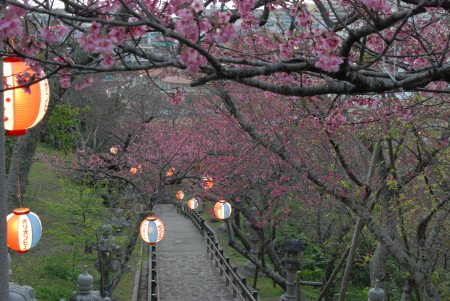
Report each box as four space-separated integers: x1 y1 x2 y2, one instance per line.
199 18 212 33
178 48 207 73
169 88 186 105
102 55 116 66
91 21 101 34
40 26 68 43
60 76 71 89
235 0 257 15
76 78 93 90
362 0 392 11
315 51 343 72
192 0 205 13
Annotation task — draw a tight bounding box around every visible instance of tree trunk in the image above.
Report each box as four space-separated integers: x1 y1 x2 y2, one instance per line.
369 244 389 286
401 278 414 301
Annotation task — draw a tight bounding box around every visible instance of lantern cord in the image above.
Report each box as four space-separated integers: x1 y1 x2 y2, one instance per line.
14 140 23 208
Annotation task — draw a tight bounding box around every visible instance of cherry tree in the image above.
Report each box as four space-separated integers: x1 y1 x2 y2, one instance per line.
0 0 449 97
2 0 450 299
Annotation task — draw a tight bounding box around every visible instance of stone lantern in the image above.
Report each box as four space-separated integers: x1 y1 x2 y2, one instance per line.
243 207 260 274
68 266 104 301
279 239 308 301
92 224 121 295
368 280 385 301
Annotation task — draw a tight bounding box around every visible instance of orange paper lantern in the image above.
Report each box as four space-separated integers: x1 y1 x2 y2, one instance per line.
7 208 42 253
176 190 184 200
110 146 118 154
166 167 175 176
4 58 50 136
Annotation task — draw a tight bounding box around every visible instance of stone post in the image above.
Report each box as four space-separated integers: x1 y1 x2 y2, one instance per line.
279 239 308 301
368 280 385 301
68 266 104 301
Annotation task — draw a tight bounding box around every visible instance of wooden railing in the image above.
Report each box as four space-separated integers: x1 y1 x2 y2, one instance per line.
149 244 158 301
174 203 261 301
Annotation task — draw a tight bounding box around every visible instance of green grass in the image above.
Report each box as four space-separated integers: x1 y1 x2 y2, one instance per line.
9 143 137 301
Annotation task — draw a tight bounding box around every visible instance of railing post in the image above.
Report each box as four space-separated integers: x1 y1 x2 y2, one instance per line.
200 219 205 237
219 250 224 276
225 257 230 286
232 267 237 298
241 277 247 298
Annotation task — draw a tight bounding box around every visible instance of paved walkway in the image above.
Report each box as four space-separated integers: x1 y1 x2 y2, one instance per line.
154 204 238 301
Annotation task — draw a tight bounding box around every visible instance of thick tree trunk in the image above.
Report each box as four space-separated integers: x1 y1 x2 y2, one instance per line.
369 244 389 286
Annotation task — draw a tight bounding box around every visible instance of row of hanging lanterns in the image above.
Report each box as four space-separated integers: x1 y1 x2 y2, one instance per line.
3 55 230 251
4 57 48 252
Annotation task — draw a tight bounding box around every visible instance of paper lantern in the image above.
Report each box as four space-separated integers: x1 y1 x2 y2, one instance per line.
166 167 174 176
4 58 50 136
188 197 200 210
176 190 184 200
7 208 42 253
110 146 118 154
130 167 137 174
214 200 232 220
200 175 213 189
140 216 164 245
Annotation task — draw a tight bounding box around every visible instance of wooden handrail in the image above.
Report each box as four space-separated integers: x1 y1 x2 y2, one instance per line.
149 244 158 301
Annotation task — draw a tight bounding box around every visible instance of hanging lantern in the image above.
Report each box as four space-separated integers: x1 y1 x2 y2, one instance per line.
188 197 200 210
200 175 213 189
110 146 118 154
140 216 164 245
214 200 232 220
130 167 137 174
4 58 50 136
176 190 184 200
166 167 175 176
7 208 42 253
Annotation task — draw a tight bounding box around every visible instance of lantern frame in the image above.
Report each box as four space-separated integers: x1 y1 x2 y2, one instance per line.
214 200 232 220
7 208 42 253
140 216 164 245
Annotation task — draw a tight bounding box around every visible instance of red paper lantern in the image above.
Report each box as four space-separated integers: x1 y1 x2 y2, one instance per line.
7 208 42 253
214 200 232 220
140 216 164 245
188 197 200 210
4 58 50 136
176 190 184 200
